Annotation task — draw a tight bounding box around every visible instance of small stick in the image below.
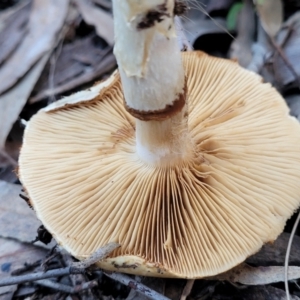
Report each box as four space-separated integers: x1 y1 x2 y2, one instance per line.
180 279 195 300
36 279 98 294
70 242 120 273
0 267 71 287
19 193 33 209
0 243 120 287
101 272 171 300
269 36 300 88
36 279 74 294
42 247 61 271
63 253 97 300
11 260 42 276
73 280 99 293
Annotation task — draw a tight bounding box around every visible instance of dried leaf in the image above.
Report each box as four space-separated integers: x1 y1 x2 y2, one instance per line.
206 0 235 13
0 180 48 247
0 1 31 65
213 285 300 300
32 35 109 97
0 237 47 299
30 50 116 104
0 0 31 31
254 0 283 37
273 12 300 86
0 0 69 95
0 54 50 150
75 0 114 46
210 263 300 285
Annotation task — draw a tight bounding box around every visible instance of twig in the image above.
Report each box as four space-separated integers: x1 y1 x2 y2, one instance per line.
36 279 98 294
42 247 61 271
70 242 120 272
0 267 71 287
11 260 42 276
48 37 65 104
0 242 168 300
0 242 119 287
269 37 300 88
101 271 171 300
36 279 75 294
72 279 99 293
180 279 195 300
63 254 97 300
285 211 300 300
0 259 169 300
19 193 33 209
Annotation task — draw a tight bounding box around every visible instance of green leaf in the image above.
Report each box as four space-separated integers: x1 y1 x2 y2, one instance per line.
226 3 244 31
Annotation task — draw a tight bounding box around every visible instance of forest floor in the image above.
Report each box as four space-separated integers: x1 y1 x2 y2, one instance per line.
1 0 300 299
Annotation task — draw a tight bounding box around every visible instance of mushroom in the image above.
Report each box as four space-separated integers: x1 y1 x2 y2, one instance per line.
19 0 300 278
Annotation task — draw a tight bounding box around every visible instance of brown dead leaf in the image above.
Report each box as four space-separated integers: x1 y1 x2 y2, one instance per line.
209 263 300 285
75 0 114 46
0 237 47 299
254 0 283 37
0 0 69 95
0 54 50 150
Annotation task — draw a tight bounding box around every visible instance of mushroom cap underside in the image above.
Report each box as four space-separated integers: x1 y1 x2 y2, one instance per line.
19 51 300 278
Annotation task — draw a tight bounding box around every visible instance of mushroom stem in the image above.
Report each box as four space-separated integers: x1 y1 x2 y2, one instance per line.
112 0 188 163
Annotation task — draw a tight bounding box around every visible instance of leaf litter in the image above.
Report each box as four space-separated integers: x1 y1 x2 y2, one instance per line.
1 0 300 299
